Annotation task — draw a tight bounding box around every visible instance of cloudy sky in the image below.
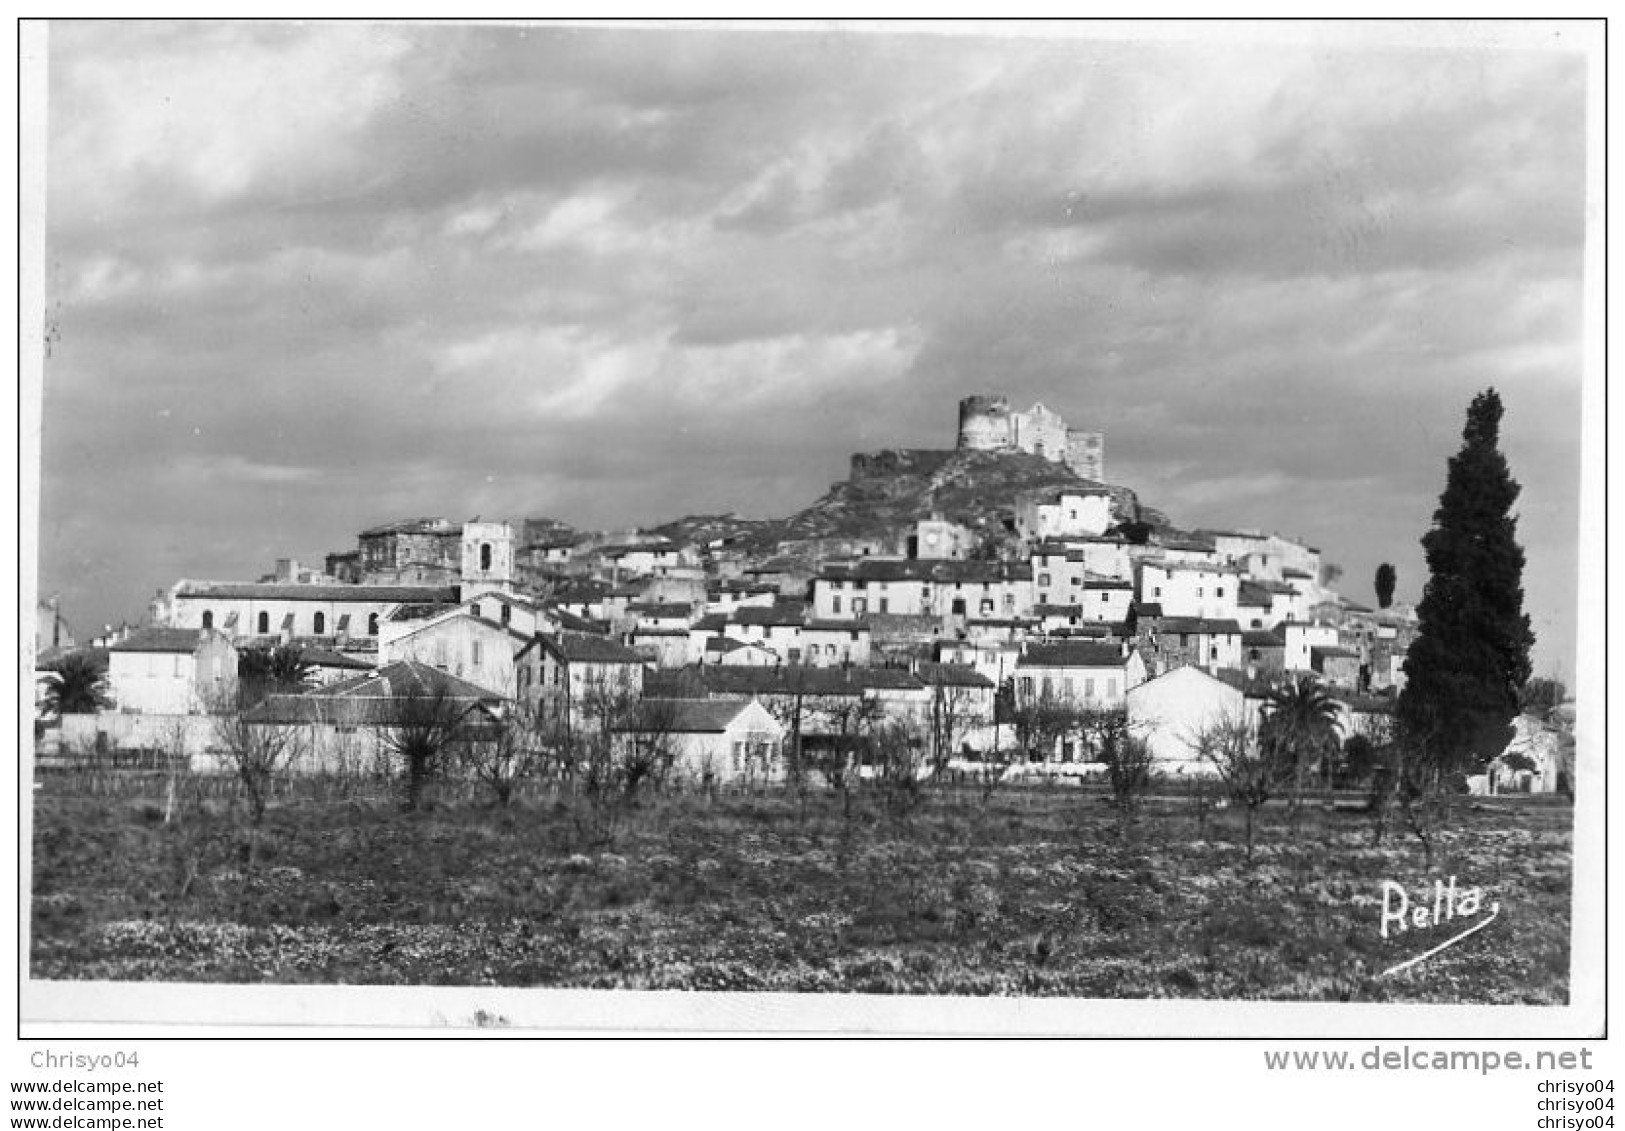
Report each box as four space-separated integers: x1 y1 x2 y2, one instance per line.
33 22 1591 678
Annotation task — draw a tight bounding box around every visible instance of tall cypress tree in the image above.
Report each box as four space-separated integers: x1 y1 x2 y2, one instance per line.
1398 389 1534 773
1374 562 1396 609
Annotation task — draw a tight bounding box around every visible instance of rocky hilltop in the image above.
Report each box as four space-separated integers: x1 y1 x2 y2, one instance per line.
681 447 1165 557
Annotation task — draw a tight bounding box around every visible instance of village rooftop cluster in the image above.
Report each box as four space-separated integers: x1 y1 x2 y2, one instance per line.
35 394 1558 793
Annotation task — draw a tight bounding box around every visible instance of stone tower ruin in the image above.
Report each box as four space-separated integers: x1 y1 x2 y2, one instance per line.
955 394 1106 481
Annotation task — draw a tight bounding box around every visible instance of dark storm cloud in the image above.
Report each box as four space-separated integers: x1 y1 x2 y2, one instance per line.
36 23 1588 676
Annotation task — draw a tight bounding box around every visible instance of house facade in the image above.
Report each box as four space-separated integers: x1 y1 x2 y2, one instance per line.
107 627 238 715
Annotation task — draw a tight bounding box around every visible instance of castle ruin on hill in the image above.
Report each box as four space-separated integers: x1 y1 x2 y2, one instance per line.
956 395 1105 481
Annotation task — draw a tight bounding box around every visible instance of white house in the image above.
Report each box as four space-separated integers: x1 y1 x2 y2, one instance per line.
464 589 553 637
1137 560 1243 622
515 633 647 728
705 637 780 667
380 607 530 696
1015 488 1115 543
107 627 238 715
1013 640 1140 712
1127 665 1258 778
1279 621 1340 673
612 698 785 785
1489 713 1570 794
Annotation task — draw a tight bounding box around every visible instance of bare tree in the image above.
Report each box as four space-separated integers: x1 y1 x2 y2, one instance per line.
1189 712 1277 861
382 685 481 811
617 696 683 799
924 677 981 779
212 709 305 829
458 698 550 806
1081 708 1154 816
810 693 879 820
867 715 928 820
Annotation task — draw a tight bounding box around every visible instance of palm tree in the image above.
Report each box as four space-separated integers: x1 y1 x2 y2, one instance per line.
40 652 110 716
1260 675 1343 813
237 644 315 707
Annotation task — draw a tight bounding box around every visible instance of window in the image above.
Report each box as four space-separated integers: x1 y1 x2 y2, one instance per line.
1085 677 1096 699
1019 676 1034 698
1107 678 1117 698
1216 587 1225 598
472 641 482 665
1071 575 1082 586
500 604 511 626
1038 573 1051 587
314 611 326 635
879 598 889 614
1101 592 1109 603
1041 676 1053 699
854 598 867 615
1197 587 1204 597
257 611 269 634
172 655 184 677
480 543 493 571
832 596 842 615
1210 646 1219 661
368 613 379 636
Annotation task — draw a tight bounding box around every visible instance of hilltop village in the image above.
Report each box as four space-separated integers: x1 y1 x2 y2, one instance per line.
39 395 1433 783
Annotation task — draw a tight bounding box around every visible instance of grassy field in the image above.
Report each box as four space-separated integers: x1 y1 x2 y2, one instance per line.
28 777 1573 1002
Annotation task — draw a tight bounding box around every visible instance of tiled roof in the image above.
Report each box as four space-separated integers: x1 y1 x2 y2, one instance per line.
1157 618 1244 636
732 601 807 627
179 582 459 603
551 609 609 635
1017 641 1125 669
616 699 761 734
1236 582 1273 607
1143 560 1241 575
1281 568 1314 579
299 647 375 671
675 665 864 699
628 602 695 618
1198 528 1267 542
1154 536 1217 552
307 660 506 702
1311 646 1361 661
821 559 1031 585
1213 667 1280 696
110 627 203 654
856 669 927 691
704 636 747 653
1241 630 1285 648
913 661 994 689
803 619 868 635
540 634 644 664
